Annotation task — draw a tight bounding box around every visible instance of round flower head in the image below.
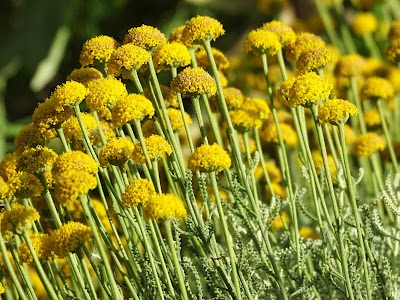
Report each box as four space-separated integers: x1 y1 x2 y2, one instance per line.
261 122 297 147
17 145 57 175
112 93 155 127
169 25 186 43
123 25 167 51
285 33 325 61
386 39 400 64
351 12 378 36
270 212 290 230
276 77 296 104
0 176 10 198
144 193 187 220
243 97 271 120
296 46 337 74
79 35 119 67
141 120 158 137
352 132 385 157
107 44 150 77
67 67 104 86
230 109 262 132
19 232 52 264
50 221 92 258
61 113 99 147
54 169 97 205
170 67 217 98
52 151 98 178
49 81 88 112
318 98 358 125
122 178 156 208
254 161 282 183
261 20 296 46
153 42 191 71
13 172 43 199
288 72 332 107
181 16 225 46
167 108 192 131
188 143 231 173
195 47 230 70
335 54 365 77
266 181 287 200
14 123 49 154
132 135 173 164
0 152 18 181
99 137 134 167
243 29 281 55
389 21 400 40
209 87 245 111
361 77 394 101
364 109 381 129
0 203 40 240
299 227 318 240
86 77 128 112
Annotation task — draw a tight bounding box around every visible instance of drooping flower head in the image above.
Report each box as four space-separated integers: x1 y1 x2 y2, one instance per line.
318 98 358 126
361 77 394 101
67 67 104 86
351 12 378 36
112 93 155 127
285 32 325 61
334 54 365 77
181 16 225 46
261 20 296 46
153 42 191 71
79 35 119 67
288 72 332 107
122 178 156 208
296 46 337 74
243 29 281 55
188 143 231 173
49 81 88 112
144 193 187 220
107 44 150 77
195 47 230 70
99 137 135 167
132 135 173 164
123 25 167 52
170 67 217 98
352 132 385 157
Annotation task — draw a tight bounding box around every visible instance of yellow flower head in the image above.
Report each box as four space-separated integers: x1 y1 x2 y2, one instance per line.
289 73 332 108
52 151 98 178
195 47 230 70
218 70 228 88
181 16 225 46
153 42 191 71
285 32 325 61
344 123 356 145
61 113 99 146
54 169 97 205
169 25 186 43
17 145 57 175
351 12 378 36
67 67 104 86
352 132 385 157
361 77 394 101
318 98 358 125
50 221 92 258
299 227 318 239
14 123 49 154
243 29 281 55
261 20 296 46
276 77 296 104
0 203 40 240
167 108 192 131
99 137 135 167
86 77 128 112
123 25 167 51
242 97 271 120
296 46 337 74
0 176 10 198
334 54 365 77
112 93 155 127
13 172 43 199
49 81 88 112
261 122 297 147
364 109 381 129
254 161 282 183
19 232 52 264
122 178 156 208
144 193 187 220
0 152 18 181
188 143 231 173
389 20 400 40
270 211 289 230
266 181 287 200
79 35 119 67
209 87 245 111
132 135 173 164
170 67 217 97
107 44 150 77
312 150 337 176
386 39 400 64
0 282 4 295
230 109 262 132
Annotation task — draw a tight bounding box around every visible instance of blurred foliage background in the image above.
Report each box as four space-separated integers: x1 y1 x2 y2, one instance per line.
0 0 309 155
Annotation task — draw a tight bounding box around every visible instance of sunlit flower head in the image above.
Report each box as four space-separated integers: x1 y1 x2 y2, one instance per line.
52 151 98 178
13 171 43 199
352 132 385 157
285 32 325 61
132 135 173 164
153 42 191 71
122 178 156 208
188 143 231 173
98 137 135 167
112 93 155 127
144 193 187 220
276 77 296 104
49 81 88 112
361 77 394 101
181 16 225 46
296 46 337 74
67 67 104 86
79 35 119 67
209 87 245 111
351 12 378 36
260 122 297 147
107 44 150 77
318 98 358 125
123 25 167 51
243 29 281 55
167 108 192 131
17 145 57 175
19 232 52 264
61 113 100 147
230 109 262 133
50 221 92 258
170 67 217 98
86 77 128 112
261 20 296 46
299 227 318 239
334 54 365 77
270 211 289 230
195 46 230 70
364 109 381 129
